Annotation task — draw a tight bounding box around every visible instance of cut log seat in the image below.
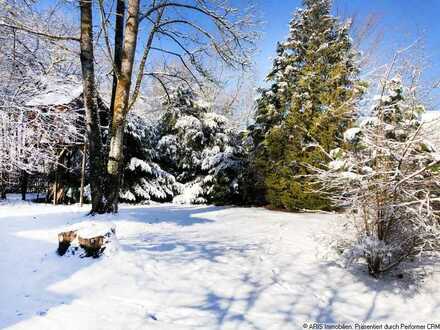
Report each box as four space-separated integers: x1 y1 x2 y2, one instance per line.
78 235 105 258
57 230 78 256
57 222 116 258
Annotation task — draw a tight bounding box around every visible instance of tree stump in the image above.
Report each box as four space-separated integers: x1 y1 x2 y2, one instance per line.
57 223 116 258
78 235 105 258
57 230 78 256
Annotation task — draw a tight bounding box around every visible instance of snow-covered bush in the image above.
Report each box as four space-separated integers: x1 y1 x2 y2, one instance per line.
317 76 440 277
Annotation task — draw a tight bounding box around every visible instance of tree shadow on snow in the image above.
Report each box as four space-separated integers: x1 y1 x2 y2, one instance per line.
3 203 440 328
108 205 440 328
0 203 228 328
115 204 226 226
0 208 102 329
122 232 261 265
178 259 440 328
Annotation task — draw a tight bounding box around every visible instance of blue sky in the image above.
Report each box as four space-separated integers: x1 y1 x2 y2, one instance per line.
254 0 440 88
36 0 440 103
40 0 440 85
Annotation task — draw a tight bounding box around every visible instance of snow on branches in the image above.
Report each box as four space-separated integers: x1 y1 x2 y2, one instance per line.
0 6 82 187
0 79 84 184
158 88 244 204
120 88 244 205
120 112 178 203
316 75 440 277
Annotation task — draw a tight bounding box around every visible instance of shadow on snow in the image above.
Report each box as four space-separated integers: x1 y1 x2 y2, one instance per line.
1 202 440 329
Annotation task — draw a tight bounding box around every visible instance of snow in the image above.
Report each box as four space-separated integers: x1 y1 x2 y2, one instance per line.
203 112 228 129
421 111 440 151
59 221 120 258
328 159 347 171
73 221 116 240
127 157 152 174
343 127 362 142
173 179 206 204
421 110 440 123
175 115 202 131
26 84 83 107
1 198 440 329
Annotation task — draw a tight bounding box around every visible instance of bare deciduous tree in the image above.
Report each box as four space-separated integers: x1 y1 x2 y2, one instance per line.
314 58 440 277
99 0 258 212
1 0 258 213
0 1 83 200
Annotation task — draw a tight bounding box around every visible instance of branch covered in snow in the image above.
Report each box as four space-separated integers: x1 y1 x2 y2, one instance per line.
314 74 440 276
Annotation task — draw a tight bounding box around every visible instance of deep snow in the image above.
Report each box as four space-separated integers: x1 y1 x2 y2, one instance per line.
1 197 440 329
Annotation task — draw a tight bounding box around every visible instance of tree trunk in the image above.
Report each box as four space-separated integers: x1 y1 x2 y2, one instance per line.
1 171 7 199
79 0 106 214
53 160 59 205
105 0 140 213
79 143 87 207
109 0 125 119
0 178 6 200
20 170 28 201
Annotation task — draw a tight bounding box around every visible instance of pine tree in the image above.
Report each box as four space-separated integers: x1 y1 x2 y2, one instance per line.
249 0 365 210
117 88 244 205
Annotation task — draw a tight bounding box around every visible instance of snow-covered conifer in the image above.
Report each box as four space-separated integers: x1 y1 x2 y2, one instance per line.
120 113 178 203
247 0 365 210
157 87 244 204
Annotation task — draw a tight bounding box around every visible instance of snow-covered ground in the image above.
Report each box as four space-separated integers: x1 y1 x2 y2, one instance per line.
1 197 440 329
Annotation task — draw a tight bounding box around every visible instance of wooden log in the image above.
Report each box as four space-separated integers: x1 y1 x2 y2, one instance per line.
57 230 78 256
57 224 116 258
78 235 105 258
78 226 116 258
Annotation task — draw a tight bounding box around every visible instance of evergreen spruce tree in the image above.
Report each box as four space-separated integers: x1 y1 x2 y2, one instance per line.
157 87 244 205
249 0 365 210
117 89 244 205
120 113 178 203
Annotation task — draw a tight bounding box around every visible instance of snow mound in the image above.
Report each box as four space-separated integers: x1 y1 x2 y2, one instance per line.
75 222 115 239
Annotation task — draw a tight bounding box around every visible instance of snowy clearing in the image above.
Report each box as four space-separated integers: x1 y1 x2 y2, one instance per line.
1 199 440 329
